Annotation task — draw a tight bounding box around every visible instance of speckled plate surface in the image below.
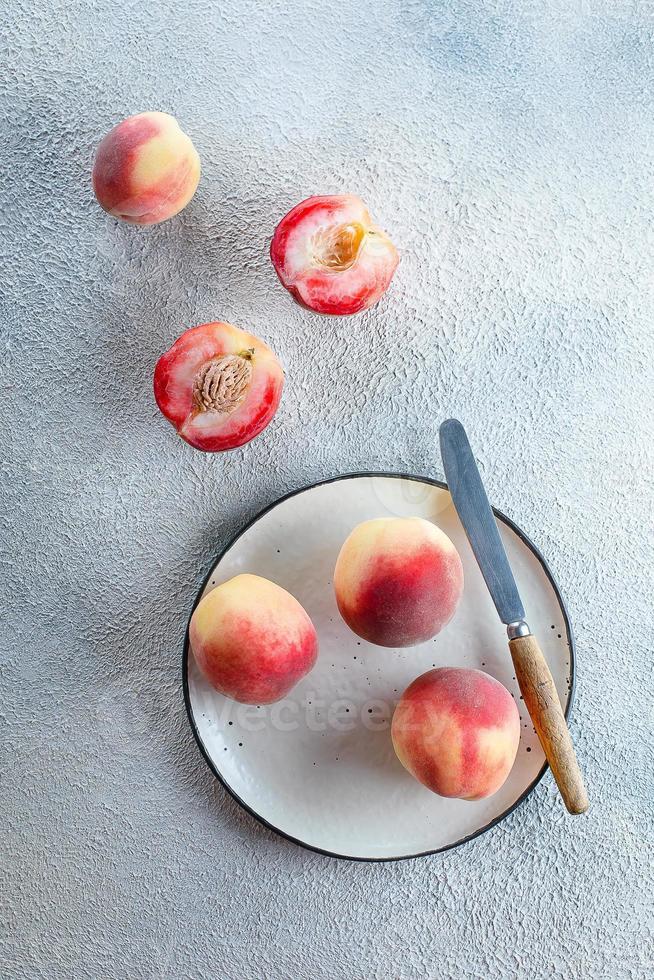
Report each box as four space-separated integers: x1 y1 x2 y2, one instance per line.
183 474 574 861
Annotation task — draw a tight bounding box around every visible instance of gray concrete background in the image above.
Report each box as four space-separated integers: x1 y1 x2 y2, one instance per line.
2 1 653 977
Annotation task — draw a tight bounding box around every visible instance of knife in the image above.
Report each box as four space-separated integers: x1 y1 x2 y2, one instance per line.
439 418 589 814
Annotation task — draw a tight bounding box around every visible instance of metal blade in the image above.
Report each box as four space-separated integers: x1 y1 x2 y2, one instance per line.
439 419 525 627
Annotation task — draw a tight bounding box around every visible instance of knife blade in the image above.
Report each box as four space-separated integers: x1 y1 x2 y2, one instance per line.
438 418 589 814
439 418 526 630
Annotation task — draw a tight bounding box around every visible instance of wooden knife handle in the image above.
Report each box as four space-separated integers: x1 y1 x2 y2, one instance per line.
509 633 589 814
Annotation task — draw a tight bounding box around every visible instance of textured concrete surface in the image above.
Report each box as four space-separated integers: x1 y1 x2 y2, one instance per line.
2 0 653 977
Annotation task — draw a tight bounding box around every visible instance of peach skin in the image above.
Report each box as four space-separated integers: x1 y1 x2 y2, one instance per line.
190 574 319 704
392 667 521 800
93 111 200 224
333 517 464 647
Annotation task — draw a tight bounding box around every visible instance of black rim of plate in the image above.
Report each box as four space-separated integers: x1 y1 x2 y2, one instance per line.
182 472 576 863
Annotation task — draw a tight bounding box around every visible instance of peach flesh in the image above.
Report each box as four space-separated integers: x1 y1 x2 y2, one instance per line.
270 194 399 315
153 322 284 452
92 111 200 224
392 668 521 800
333 517 464 647
190 574 319 705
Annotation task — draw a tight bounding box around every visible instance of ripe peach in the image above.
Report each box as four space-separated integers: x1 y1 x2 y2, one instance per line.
92 111 200 224
333 517 463 647
154 321 284 452
392 668 521 800
190 574 319 704
270 194 399 315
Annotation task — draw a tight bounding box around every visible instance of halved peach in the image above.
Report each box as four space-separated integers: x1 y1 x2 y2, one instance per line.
93 111 200 224
270 195 399 315
154 322 284 452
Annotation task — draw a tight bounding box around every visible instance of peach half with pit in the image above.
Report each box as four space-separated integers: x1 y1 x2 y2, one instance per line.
270 194 399 315
333 517 464 647
190 574 319 704
154 322 284 452
93 111 200 224
391 667 521 800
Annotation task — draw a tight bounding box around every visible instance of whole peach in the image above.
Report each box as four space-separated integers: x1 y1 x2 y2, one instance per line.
190 574 318 704
333 517 464 647
391 668 521 800
93 111 200 224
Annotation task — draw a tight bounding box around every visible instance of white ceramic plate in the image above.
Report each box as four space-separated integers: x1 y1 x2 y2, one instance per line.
184 474 574 861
